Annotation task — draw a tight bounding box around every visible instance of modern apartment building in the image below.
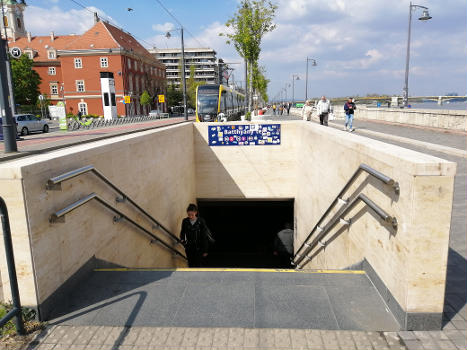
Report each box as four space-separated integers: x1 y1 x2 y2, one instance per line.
149 48 223 86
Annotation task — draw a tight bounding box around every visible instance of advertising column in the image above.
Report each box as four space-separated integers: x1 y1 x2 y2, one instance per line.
100 72 117 120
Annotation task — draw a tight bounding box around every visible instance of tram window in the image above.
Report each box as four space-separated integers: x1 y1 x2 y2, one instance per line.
198 95 219 114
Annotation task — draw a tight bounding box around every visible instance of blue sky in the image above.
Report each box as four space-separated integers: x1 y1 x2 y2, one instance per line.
24 0 467 100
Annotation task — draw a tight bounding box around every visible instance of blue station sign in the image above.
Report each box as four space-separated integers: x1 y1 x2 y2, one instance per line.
208 124 281 146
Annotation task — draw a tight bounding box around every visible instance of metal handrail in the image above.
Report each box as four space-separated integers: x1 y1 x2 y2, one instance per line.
49 193 187 261
46 165 183 246
295 193 397 269
294 164 399 261
0 197 25 334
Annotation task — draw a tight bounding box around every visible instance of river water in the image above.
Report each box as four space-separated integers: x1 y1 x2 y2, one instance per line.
407 101 467 111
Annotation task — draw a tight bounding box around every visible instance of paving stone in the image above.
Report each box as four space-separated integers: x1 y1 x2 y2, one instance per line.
228 328 245 347
134 327 155 346
290 329 308 349
413 331 432 340
258 328 275 348
34 344 56 350
403 340 424 350
427 330 450 340
436 340 458 350
52 326 83 345
321 330 340 350
398 331 416 340
451 320 467 330
149 327 171 346
419 338 440 350
212 328 229 347
336 331 356 350
101 326 126 345
119 327 141 346
274 328 292 348
384 331 401 347
243 328 260 348
31 326 57 344
443 322 458 330
165 327 185 347
196 328 215 347
72 326 100 345
181 327 200 347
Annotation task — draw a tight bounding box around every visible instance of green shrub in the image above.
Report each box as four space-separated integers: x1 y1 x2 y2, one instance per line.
0 302 42 337
245 111 251 121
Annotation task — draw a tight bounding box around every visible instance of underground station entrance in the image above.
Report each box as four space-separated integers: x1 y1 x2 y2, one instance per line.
198 199 294 268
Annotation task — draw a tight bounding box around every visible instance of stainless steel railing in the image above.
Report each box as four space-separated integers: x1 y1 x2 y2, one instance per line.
294 164 399 269
46 165 183 246
49 193 187 260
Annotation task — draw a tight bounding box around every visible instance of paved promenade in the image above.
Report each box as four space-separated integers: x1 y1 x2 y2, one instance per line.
0 117 193 162
15 113 467 350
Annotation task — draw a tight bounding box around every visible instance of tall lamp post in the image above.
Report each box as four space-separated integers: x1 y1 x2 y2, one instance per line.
403 2 432 107
305 58 317 101
166 28 188 120
291 74 300 106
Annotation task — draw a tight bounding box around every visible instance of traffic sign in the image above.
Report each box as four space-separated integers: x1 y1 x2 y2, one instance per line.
124 96 131 104
9 47 22 59
158 95 165 103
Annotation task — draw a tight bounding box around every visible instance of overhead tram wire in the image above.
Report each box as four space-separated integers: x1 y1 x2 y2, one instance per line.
67 0 159 50
153 0 208 49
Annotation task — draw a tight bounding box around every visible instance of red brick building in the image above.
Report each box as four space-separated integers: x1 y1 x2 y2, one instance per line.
4 2 166 117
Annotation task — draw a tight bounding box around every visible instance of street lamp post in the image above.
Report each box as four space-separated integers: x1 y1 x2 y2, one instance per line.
305 58 317 101
403 2 432 107
291 74 300 106
166 28 188 120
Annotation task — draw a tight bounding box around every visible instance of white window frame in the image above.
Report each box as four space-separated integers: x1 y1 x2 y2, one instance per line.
76 80 85 92
100 57 108 68
50 83 58 95
74 58 83 69
48 67 56 75
78 102 88 115
47 50 56 59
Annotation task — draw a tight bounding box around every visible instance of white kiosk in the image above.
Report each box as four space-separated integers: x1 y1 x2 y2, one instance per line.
100 72 117 120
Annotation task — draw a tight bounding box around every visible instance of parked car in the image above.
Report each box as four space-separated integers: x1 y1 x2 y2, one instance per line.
149 110 161 118
14 114 49 135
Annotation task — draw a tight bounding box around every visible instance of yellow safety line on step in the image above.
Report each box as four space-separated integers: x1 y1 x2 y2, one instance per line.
94 267 365 274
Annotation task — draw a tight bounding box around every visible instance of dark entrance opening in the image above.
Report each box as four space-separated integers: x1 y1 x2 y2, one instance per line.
197 199 294 268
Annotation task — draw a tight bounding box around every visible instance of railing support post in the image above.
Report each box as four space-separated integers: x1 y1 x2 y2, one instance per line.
0 197 25 335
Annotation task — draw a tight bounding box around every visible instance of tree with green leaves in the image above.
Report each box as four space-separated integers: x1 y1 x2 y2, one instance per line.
220 0 277 111
166 83 183 108
140 90 151 107
186 65 206 108
252 64 269 103
10 54 41 106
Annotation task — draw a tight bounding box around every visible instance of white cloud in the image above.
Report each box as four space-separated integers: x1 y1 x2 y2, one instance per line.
152 22 175 33
24 5 117 36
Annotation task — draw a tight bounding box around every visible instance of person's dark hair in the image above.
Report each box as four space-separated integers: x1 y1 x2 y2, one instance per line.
186 203 198 212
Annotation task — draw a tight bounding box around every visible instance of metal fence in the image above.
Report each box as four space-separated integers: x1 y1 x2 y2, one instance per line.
66 114 170 131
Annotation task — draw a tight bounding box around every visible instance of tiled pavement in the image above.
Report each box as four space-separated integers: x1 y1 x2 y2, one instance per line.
27 325 409 350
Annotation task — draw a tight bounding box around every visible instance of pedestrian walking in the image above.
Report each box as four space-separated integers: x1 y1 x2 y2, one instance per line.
273 223 294 268
344 98 356 132
180 203 210 267
316 96 331 126
272 104 276 115
286 102 291 115
301 100 313 121
279 104 283 115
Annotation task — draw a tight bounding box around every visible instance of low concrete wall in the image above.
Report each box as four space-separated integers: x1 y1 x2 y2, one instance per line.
0 123 196 317
295 122 455 330
291 106 467 131
0 120 457 330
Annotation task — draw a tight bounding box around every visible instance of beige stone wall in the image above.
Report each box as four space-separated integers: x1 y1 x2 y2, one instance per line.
291 106 467 131
295 122 455 313
0 123 195 307
193 122 298 199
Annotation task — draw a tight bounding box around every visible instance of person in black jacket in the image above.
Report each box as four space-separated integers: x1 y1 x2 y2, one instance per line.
344 98 357 132
180 203 209 267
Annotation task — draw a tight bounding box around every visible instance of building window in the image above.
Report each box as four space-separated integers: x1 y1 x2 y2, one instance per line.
100 57 108 68
134 60 137 70
48 50 56 59
76 80 85 92
127 58 131 69
50 83 58 95
78 102 87 115
48 67 56 75
74 58 82 68
16 17 21 29
24 50 33 59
